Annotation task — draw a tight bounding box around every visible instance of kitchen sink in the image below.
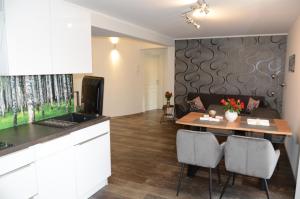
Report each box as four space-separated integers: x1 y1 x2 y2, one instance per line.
35 113 99 128
54 113 98 123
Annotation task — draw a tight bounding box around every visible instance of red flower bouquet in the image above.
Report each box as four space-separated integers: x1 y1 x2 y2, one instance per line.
220 98 245 114
165 91 173 100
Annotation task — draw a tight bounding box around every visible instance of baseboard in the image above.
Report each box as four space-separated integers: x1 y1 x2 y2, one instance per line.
112 109 162 119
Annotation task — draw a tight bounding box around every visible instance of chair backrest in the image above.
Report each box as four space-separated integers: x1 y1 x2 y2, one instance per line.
176 129 223 168
225 135 278 179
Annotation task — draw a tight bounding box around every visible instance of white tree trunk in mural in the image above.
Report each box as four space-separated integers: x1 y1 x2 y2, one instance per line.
10 77 18 126
32 76 39 111
62 75 69 111
16 76 24 114
38 75 45 116
0 78 6 117
25 76 35 123
53 75 60 105
48 75 54 106
5 78 12 110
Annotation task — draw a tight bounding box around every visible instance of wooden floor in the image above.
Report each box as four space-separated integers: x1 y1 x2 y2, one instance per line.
91 110 295 199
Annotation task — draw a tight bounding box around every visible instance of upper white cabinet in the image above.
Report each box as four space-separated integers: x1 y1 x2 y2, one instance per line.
0 0 92 76
51 0 92 74
1 0 52 75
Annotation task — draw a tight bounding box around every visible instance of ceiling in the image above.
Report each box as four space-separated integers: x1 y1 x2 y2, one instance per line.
67 0 300 39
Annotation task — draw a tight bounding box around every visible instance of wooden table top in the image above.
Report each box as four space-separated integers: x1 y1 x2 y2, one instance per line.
176 112 292 136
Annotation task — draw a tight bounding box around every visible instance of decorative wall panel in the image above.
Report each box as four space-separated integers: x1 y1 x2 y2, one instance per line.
175 36 287 112
0 75 74 130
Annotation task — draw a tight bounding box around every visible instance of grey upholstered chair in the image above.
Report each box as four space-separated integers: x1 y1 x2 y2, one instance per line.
176 129 225 199
219 135 280 199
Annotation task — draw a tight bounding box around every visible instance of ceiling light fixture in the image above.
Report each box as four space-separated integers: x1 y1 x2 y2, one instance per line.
182 0 209 30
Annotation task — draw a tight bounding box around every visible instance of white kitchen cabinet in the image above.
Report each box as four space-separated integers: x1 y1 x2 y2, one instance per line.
35 135 77 199
74 132 111 199
0 121 111 199
0 0 92 75
1 0 52 75
51 0 92 74
0 148 38 199
0 164 38 199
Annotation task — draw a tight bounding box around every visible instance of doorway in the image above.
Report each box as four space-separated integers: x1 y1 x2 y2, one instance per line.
142 48 166 111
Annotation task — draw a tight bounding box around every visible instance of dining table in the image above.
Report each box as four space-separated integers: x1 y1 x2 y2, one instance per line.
175 109 292 190
176 112 292 137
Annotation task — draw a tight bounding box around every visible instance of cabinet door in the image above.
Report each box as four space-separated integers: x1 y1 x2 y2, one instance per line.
51 0 92 74
75 133 111 198
5 0 52 75
35 147 77 199
0 164 38 199
0 0 8 75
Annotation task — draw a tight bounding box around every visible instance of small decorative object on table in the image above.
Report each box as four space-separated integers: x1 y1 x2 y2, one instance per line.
165 91 173 106
208 110 216 118
220 98 245 122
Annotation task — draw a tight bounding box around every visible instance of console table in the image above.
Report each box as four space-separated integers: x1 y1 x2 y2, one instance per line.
160 105 175 123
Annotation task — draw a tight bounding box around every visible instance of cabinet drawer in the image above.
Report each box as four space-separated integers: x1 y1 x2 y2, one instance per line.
71 121 109 145
35 134 73 159
0 163 38 199
0 147 34 176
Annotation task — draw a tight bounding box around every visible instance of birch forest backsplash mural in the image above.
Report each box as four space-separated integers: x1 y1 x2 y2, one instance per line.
0 74 74 130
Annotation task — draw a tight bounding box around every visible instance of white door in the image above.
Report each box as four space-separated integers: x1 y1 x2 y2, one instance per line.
143 54 161 111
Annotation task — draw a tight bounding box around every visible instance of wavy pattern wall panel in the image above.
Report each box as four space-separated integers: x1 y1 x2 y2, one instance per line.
175 36 287 112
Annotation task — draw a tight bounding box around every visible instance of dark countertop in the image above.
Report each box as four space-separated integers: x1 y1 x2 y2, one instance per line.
0 115 110 157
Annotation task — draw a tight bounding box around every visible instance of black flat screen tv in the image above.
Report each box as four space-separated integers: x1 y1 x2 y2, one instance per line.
81 76 104 115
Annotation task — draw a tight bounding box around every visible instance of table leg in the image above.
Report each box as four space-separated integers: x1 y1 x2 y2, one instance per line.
187 165 199 177
200 127 207 132
234 130 246 136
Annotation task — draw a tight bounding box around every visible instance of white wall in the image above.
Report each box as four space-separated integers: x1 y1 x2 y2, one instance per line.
283 16 300 196
165 47 175 105
73 37 172 117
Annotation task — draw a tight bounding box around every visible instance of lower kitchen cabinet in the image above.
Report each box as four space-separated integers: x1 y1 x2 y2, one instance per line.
0 163 38 199
0 120 111 199
35 147 77 199
74 132 111 198
0 148 38 199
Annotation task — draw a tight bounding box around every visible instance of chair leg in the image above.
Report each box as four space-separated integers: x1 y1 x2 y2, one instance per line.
217 165 221 185
219 173 232 199
176 163 185 196
232 173 236 186
209 168 212 199
264 179 270 199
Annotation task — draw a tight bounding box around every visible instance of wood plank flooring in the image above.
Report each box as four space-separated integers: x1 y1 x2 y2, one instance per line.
91 110 295 199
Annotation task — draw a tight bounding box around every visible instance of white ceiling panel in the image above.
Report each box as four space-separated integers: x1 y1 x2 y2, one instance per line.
67 0 300 39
